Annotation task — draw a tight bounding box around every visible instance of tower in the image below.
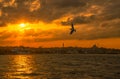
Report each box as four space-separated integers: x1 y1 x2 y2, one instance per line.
62 43 64 48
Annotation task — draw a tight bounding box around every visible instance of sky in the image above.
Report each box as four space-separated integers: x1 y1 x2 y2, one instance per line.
0 0 120 49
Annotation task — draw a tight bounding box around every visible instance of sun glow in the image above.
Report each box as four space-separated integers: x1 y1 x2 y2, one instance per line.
19 23 26 28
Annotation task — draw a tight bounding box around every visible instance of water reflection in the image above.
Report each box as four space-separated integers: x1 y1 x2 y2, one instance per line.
1 54 119 79
5 55 35 79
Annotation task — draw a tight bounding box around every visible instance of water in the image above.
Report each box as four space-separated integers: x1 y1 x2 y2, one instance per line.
0 54 120 79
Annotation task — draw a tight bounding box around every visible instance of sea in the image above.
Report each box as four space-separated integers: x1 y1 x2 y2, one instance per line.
0 54 120 79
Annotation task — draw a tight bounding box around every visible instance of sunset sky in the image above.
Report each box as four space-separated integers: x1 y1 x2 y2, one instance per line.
0 0 120 49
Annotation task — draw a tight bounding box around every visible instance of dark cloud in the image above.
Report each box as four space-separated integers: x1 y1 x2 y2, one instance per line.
0 21 6 27
47 0 86 8
0 0 87 25
61 15 96 25
97 0 120 21
0 0 119 24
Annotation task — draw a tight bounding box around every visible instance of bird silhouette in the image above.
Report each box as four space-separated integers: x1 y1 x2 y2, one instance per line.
70 22 76 34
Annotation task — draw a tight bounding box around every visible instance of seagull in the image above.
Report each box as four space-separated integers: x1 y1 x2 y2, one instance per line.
70 22 76 34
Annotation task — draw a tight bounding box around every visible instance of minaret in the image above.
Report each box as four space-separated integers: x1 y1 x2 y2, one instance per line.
62 43 64 48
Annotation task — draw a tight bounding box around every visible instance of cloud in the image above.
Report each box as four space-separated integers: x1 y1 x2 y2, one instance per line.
0 21 6 27
0 0 119 24
0 0 120 41
61 15 96 25
46 0 86 8
0 30 18 41
0 0 87 25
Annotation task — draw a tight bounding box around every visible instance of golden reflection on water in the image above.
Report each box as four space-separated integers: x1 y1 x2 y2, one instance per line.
13 55 33 73
5 55 35 79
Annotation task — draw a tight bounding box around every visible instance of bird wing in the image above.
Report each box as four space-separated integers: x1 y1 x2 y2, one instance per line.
71 23 74 29
70 30 74 34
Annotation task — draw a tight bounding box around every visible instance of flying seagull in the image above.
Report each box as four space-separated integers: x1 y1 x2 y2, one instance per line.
70 22 76 34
